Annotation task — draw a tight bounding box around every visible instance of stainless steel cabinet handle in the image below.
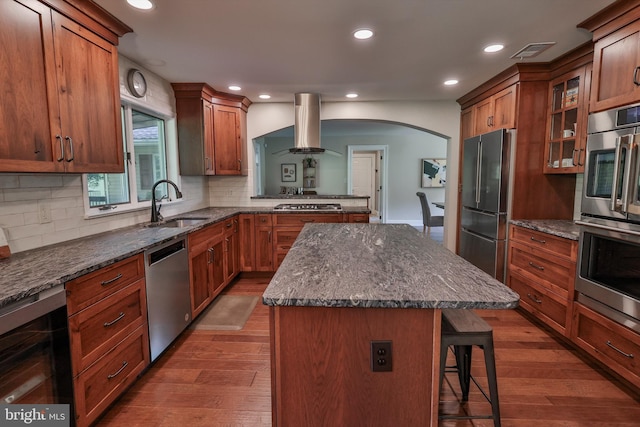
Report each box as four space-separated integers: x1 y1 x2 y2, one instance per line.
103 312 125 327
527 293 542 304
530 237 546 244
268 230 272 243
300 219 315 223
65 136 74 162
606 340 634 358
101 273 123 286
56 135 64 162
208 247 214 264
107 361 128 379
634 66 640 86
528 261 545 271
237 159 241 171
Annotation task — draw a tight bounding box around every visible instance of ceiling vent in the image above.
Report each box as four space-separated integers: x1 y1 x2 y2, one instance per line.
510 42 556 60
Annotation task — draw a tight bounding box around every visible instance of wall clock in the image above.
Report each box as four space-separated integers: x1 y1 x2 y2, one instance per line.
127 68 147 98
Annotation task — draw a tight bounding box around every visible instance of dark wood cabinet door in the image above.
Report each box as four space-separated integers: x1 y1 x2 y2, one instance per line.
255 225 274 271
213 105 242 175
591 22 640 112
203 100 216 175
211 239 225 294
0 0 62 172
52 12 123 173
189 248 212 318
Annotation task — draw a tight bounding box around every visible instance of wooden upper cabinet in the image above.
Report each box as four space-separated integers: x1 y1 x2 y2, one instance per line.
0 0 130 173
213 104 243 175
52 12 124 173
579 2 640 112
471 85 516 136
591 21 640 112
173 83 251 176
544 64 591 174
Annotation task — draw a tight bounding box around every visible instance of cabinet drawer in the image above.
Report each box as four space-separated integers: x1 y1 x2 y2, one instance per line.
256 213 273 226
189 221 224 250
508 272 569 335
348 213 370 223
273 213 343 226
66 254 144 314
508 240 575 298
74 327 149 427
509 226 577 260
572 302 640 389
68 279 147 375
273 228 302 251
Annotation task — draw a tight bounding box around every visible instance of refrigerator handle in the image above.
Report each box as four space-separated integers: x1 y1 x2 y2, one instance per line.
475 140 482 205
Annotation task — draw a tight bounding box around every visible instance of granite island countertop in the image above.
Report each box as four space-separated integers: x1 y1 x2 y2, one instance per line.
263 223 520 309
0 205 370 310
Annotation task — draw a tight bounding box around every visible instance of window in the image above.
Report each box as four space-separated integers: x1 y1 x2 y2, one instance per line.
84 105 177 215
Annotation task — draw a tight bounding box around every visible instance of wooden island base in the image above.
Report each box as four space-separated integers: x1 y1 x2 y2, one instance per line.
269 305 442 426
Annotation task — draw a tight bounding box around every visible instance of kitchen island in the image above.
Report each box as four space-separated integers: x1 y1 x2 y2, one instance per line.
263 223 519 427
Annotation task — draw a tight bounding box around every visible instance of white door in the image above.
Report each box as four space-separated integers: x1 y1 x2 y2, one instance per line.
352 152 378 216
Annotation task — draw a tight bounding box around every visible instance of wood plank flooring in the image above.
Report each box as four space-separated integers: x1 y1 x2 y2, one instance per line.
96 275 640 426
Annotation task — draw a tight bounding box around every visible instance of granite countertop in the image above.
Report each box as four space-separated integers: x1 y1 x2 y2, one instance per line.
510 219 580 241
0 205 370 310
263 223 520 310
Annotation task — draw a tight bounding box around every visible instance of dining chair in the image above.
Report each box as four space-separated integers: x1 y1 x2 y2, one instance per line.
416 192 444 234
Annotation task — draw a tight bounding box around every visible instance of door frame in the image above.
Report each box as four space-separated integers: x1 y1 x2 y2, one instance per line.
347 145 389 223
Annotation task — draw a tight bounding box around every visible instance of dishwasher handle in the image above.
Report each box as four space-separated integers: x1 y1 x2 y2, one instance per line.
147 239 186 266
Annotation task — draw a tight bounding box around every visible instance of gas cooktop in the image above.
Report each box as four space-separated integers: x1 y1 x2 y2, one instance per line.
273 203 342 211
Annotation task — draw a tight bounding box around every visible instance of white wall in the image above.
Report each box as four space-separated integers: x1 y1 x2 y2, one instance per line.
0 56 209 253
210 101 461 250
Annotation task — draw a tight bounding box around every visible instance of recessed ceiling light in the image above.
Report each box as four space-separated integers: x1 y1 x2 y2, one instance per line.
484 44 504 53
127 0 154 10
228 85 241 91
346 93 358 98
353 29 374 40
259 94 271 100
444 79 459 86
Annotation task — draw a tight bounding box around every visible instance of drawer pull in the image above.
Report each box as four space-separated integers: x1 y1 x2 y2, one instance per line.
101 273 123 286
528 261 545 271
226 222 233 228
527 293 542 304
104 312 125 327
530 236 546 244
606 341 634 359
107 361 128 379
300 219 315 223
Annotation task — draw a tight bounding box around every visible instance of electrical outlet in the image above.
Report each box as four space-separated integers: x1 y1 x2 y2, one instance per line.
225 190 233 197
38 202 51 224
370 340 392 372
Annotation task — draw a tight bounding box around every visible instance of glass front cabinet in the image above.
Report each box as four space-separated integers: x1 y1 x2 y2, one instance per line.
544 65 590 174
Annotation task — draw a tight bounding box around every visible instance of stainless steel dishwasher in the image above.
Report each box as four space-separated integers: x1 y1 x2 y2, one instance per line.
144 237 191 361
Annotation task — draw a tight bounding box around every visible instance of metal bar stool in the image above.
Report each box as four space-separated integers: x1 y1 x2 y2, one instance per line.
439 308 501 427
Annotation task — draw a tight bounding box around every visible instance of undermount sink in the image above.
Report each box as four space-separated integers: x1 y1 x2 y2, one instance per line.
146 217 209 228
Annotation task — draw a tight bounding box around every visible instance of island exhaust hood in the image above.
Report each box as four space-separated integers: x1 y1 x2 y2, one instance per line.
290 93 324 153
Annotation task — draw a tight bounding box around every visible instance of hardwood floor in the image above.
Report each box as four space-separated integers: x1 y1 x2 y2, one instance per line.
96 275 640 426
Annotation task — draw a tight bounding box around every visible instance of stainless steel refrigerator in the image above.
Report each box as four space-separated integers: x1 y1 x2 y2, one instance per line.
459 128 511 282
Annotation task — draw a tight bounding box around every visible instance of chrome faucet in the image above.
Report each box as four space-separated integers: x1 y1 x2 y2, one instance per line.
150 179 183 223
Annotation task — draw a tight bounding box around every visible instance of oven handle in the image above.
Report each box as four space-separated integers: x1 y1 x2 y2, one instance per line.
0 286 66 335
610 137 625 212
576 219 640 238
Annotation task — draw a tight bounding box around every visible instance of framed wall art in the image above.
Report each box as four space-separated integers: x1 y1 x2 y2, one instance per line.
281 163 296 182
421 158 446 188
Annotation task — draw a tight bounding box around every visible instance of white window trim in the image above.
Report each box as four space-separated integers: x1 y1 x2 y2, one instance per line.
82 103 181 219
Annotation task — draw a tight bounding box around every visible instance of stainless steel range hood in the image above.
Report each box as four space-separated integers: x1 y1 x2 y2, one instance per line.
290 93 324 153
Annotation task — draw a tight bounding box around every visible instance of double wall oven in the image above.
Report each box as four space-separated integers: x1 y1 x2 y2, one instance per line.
577 103 640 332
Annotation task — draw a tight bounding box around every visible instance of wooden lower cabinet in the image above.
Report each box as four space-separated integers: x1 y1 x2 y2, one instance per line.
571 302 640 389
348 213 370 223
188 216 239 318
272 213 344 270
66 254 149 427
506 225 577 336
238 214 256 271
